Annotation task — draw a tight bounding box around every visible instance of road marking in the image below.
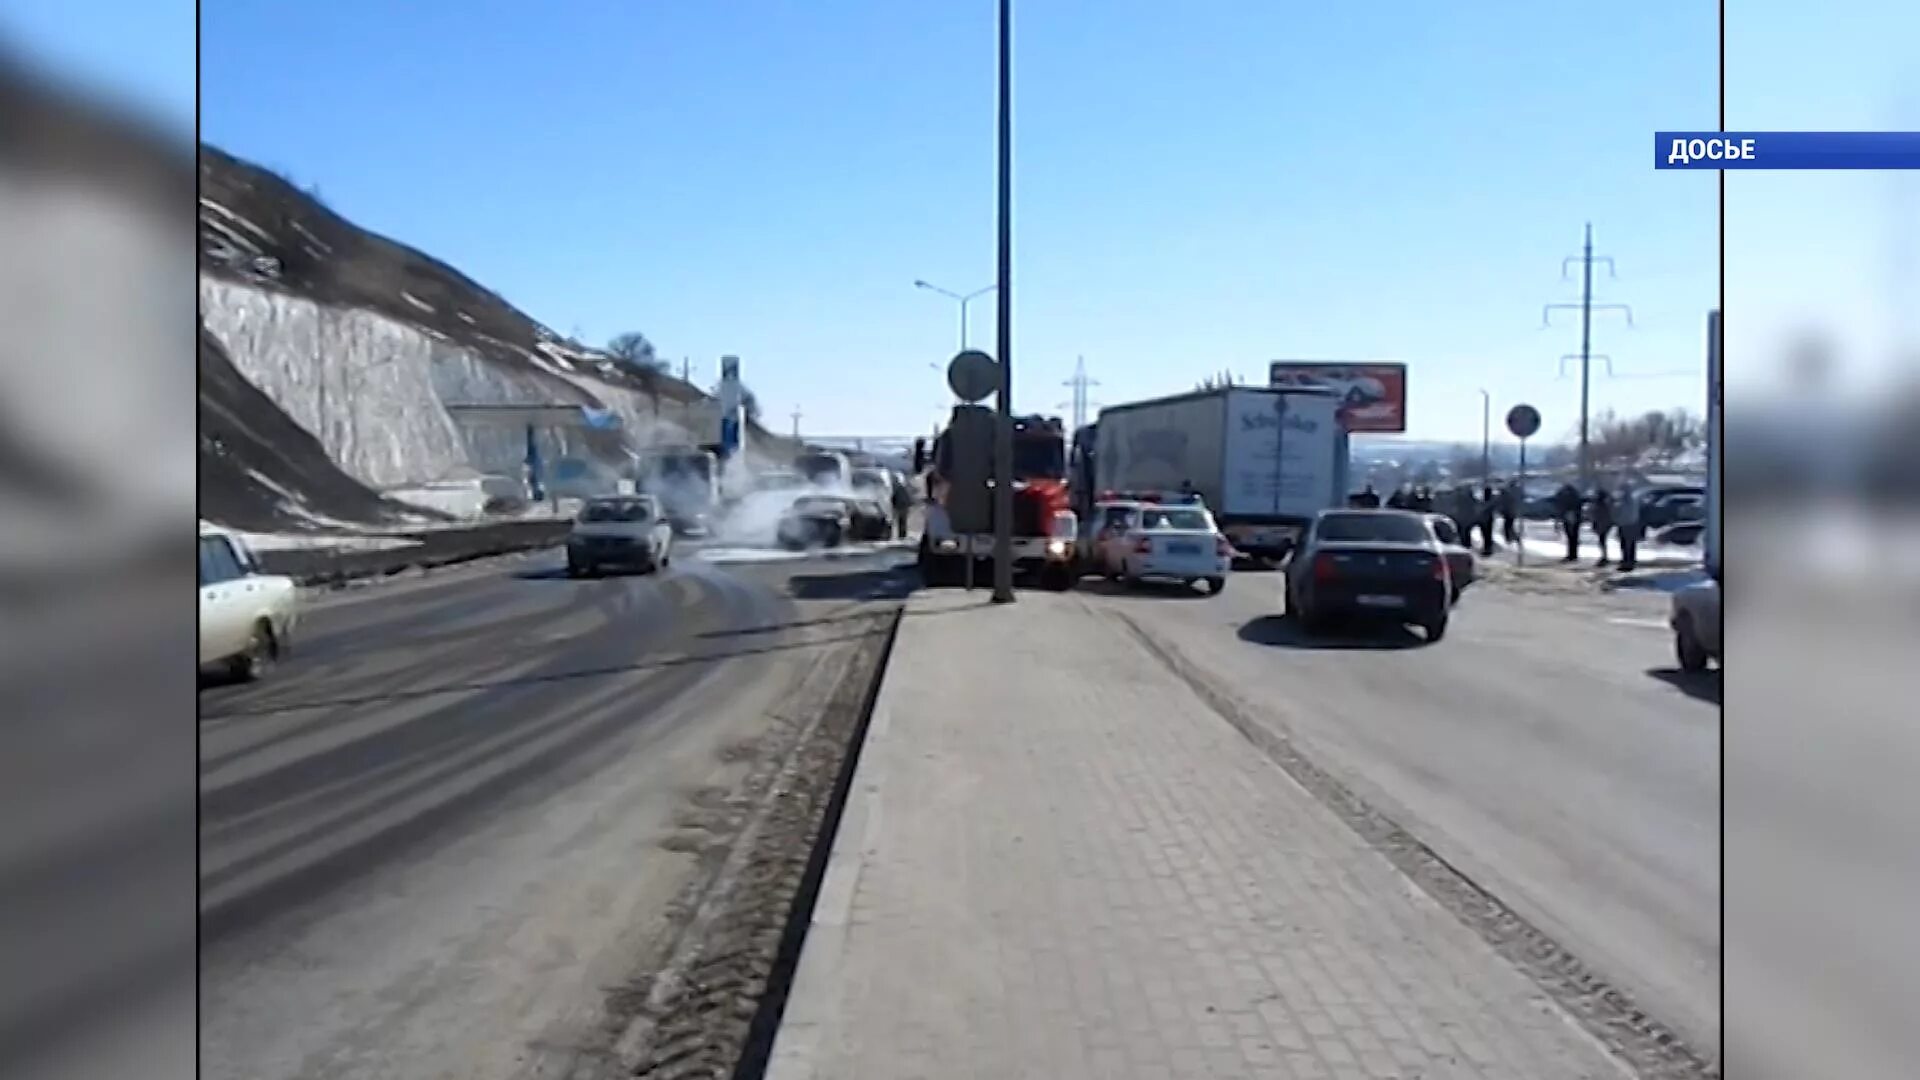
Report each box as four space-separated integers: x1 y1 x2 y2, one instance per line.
1607 616 1670 630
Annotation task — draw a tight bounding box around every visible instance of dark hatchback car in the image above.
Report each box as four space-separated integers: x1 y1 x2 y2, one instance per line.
1283 509 1453 641
776 495 892 549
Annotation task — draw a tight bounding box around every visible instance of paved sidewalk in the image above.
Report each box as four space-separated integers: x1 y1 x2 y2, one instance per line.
765 591 1628 1080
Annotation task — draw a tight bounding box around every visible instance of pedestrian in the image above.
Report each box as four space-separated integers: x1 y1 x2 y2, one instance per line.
1386 486 1409 510
1411 486 1433 513
1589 488 1614 566
1454 486 1479 537
890 474 913 539
1352 483 1381 508
1614 482 1643 571
1552 482 1582 561
1478 483 1498 556
1500 481 1521 546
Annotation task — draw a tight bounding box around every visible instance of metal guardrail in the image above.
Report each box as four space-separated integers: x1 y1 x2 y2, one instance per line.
255 520 572 586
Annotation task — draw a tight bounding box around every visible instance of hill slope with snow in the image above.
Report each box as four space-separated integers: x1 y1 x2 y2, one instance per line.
196 143 797 530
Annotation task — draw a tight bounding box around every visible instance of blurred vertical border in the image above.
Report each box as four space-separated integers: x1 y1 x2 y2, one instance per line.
0 7 197 1080
1724 2 1920 1078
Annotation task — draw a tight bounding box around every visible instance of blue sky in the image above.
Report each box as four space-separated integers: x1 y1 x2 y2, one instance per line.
18 2 1914 441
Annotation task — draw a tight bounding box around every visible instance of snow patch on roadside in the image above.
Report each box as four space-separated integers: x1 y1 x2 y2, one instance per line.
230 531 419 553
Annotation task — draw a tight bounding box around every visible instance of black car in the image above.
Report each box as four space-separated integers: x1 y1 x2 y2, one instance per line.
776 495 892 549
1283 509 1454 641
1639 486 1706 529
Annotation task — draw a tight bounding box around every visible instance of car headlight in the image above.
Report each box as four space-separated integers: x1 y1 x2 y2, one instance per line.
1046 539 1067 556
935 539 960 551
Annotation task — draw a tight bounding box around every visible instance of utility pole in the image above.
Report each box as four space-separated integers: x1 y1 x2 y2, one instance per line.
991 0 1015 604
1062 355 1099 431
1544 222 1633 488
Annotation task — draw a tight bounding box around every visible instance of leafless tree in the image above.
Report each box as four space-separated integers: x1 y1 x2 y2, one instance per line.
606 331 666 373
1588 407 1705 467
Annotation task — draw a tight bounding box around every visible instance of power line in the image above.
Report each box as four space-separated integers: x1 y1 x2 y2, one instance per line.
1543 222 1633 487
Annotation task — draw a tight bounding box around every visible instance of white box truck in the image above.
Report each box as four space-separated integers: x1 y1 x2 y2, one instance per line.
1093 386 1348 560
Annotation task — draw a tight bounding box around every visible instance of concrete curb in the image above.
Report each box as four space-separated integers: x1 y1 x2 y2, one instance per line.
758 598 948 1080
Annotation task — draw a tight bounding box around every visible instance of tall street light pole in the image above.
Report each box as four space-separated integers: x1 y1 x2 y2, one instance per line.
914 279 996 351
990 0 1015 603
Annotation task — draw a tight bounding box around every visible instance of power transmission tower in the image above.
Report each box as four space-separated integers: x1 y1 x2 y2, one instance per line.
1062 355 1100 430
1543 222 1633 488
790 407 802 439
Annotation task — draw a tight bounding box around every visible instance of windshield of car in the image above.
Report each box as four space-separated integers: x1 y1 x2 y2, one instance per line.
1140 508 1212 532
580 500 654 523
1315 512 1430 544
795 454 842 479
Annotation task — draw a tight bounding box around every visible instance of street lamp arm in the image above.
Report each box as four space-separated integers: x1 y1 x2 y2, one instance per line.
914 279 965 302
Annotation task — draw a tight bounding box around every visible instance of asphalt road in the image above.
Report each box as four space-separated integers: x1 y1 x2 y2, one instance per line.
197 544 915 1080
1078 568 1722 1055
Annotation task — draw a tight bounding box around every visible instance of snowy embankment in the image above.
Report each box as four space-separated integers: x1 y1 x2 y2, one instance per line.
196 147 804 534
199 274 787 521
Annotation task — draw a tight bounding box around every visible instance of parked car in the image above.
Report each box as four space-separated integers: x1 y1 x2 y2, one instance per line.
199 524 298 682
1283 509 1453 641
1091 500 1232 595
777 494 892 549
1641 486 1706 529
1422 513 1477 601
566 495 674 576
1670 575 1722 671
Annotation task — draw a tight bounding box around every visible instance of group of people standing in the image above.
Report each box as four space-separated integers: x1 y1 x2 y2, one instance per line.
1349 476 1650 571
1550 481 1646 570
1350 480 1523 557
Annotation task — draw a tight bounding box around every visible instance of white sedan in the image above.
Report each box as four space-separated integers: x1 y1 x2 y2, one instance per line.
1098 503 1232 595
199 525 299 682
566 495 676 576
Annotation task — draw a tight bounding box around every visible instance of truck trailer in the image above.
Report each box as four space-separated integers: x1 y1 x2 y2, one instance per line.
1093 386 1348 561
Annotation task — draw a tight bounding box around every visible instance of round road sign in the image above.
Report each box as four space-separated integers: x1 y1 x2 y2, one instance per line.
946 349 999 403
1506 403 1541 440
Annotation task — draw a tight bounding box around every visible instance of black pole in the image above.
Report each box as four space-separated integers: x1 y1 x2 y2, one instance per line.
1578 222 1594 489
990 0 1015 603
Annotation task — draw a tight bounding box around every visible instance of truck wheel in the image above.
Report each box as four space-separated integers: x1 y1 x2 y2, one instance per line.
1045 564 1074 591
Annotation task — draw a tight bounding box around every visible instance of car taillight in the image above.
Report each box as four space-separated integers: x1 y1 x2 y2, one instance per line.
1430 555 1449 581
1134 537 1153 554
1313 554 1339 581
1216 535 1232 557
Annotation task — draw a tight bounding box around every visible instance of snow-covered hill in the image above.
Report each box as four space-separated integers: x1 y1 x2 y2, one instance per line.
196 143 797 530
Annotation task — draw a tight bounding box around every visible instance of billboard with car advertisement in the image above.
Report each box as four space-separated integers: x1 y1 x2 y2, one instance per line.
1268 362 1408 433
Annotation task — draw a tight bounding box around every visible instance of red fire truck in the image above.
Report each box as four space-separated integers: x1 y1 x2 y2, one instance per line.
916 414 1078 589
